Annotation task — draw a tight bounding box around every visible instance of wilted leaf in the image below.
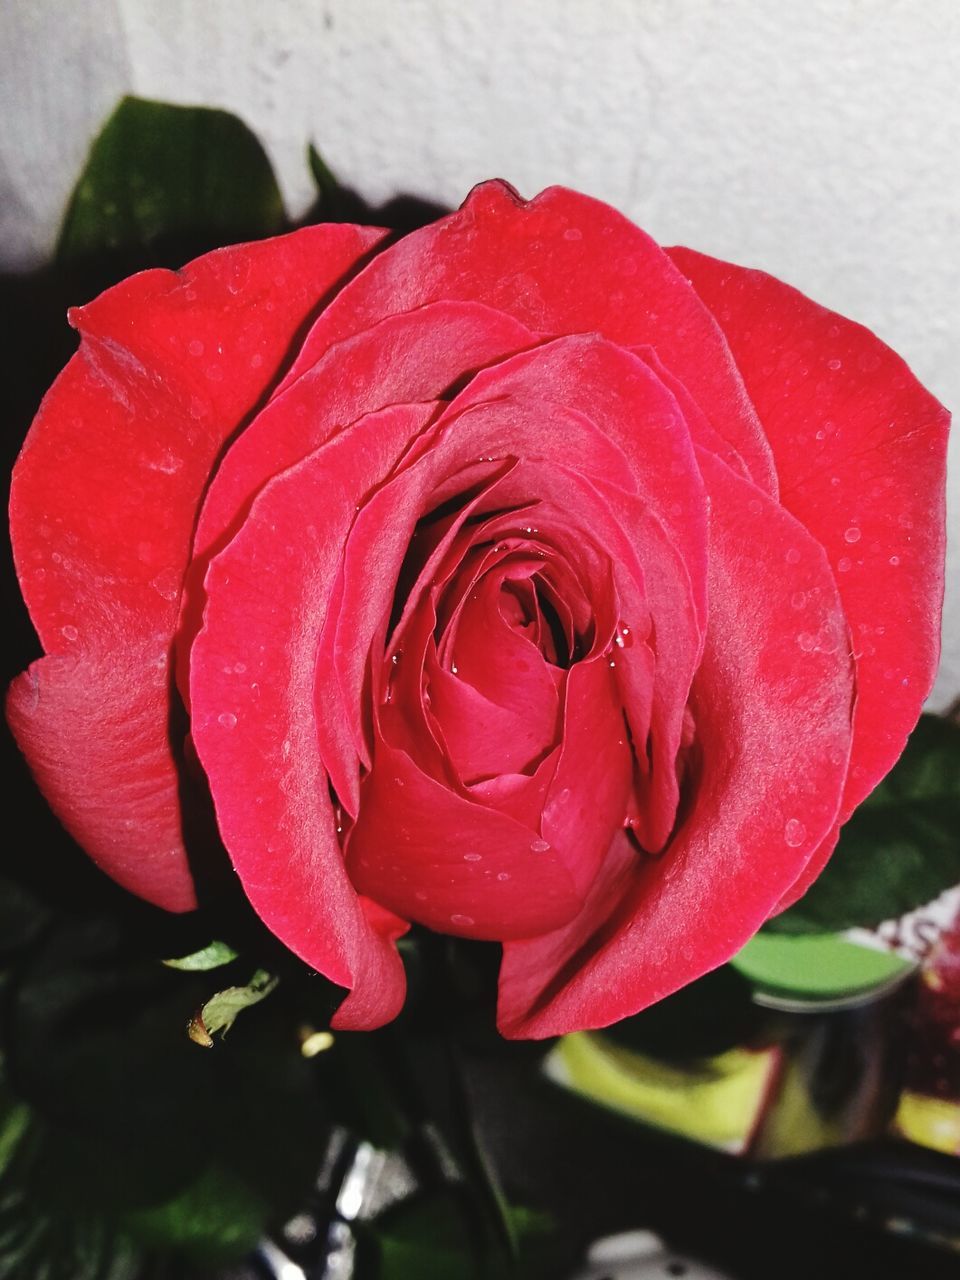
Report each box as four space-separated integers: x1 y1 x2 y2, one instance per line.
163 940 238 972
188 970 279 1046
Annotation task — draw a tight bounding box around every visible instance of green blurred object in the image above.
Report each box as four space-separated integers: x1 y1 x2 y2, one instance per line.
732 933 913 1007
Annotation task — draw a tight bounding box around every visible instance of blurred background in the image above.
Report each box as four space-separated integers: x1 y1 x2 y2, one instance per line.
2 0 958 708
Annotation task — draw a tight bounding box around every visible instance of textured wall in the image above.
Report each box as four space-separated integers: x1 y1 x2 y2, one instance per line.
2 0 957 704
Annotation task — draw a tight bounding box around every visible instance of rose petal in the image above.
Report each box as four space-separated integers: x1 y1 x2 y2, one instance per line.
8 223 383 909
279 181 778 496
344 739 582 941
497 452 855 1037
668 247 950 814
445 335 710 632
190 403 437 1027
540 656 635 896
186 299 538 619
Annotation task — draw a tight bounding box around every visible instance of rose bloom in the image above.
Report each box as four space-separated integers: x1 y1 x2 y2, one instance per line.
8 183 949 1036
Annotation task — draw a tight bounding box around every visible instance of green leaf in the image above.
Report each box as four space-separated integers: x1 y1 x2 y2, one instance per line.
307 142 341 207
3 917 325 1270
767 714 960 935
121 1162 263 1264
162 940 238 972
188 970 278 1046
374 1195 482 1280
57 95 285 264
304 142 374 224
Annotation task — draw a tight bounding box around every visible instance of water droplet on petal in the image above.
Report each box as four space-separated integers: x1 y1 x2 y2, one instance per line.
785 548 801 565
837 557 852 573
61 624 78 641
784 818 806 847
496 872 511 882
218 712 237 729
827 358 842 371
188 338 204 357
463 852 482 862
844 527 861 544
889 555 900 566
530 838 551 853
450 913 475 928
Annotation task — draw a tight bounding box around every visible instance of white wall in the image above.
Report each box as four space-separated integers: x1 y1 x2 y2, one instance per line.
2 0 957 706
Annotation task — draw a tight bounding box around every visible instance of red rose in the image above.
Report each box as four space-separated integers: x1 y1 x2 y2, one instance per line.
8 182 949 1037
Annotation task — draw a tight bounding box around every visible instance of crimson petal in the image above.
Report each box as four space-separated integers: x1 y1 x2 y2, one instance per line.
190 404 436 1027
8 224 383 909
497 453 855 1037
279 181 778 496
668 247 950 815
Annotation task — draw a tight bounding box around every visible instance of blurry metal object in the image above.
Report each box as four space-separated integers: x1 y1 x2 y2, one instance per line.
237 1128 419 1280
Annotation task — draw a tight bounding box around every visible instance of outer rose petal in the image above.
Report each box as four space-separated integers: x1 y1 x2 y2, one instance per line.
191 404 437 1028
667 247 950 816
8 224 384 910
279 180 778 495
497 454 855 1038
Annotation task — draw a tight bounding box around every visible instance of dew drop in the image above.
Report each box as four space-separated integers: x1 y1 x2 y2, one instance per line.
463 852 482 863
844 527 861 544
496 872 511 882
785 548 801 565
530 838 551 853
790 591 806 609
837 557 852 573
797 632 816 652
784 818 806 847
450 913 475 927
889 555 900 566
61 624 78 641
415 891 428 902
563 227 582 241
827 358 842 371
187 338 204 357
234 662 247 674
218 712 237 729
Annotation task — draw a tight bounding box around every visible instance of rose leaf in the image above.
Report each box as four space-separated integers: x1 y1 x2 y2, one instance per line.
767 714 960 936
57 96 285 265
